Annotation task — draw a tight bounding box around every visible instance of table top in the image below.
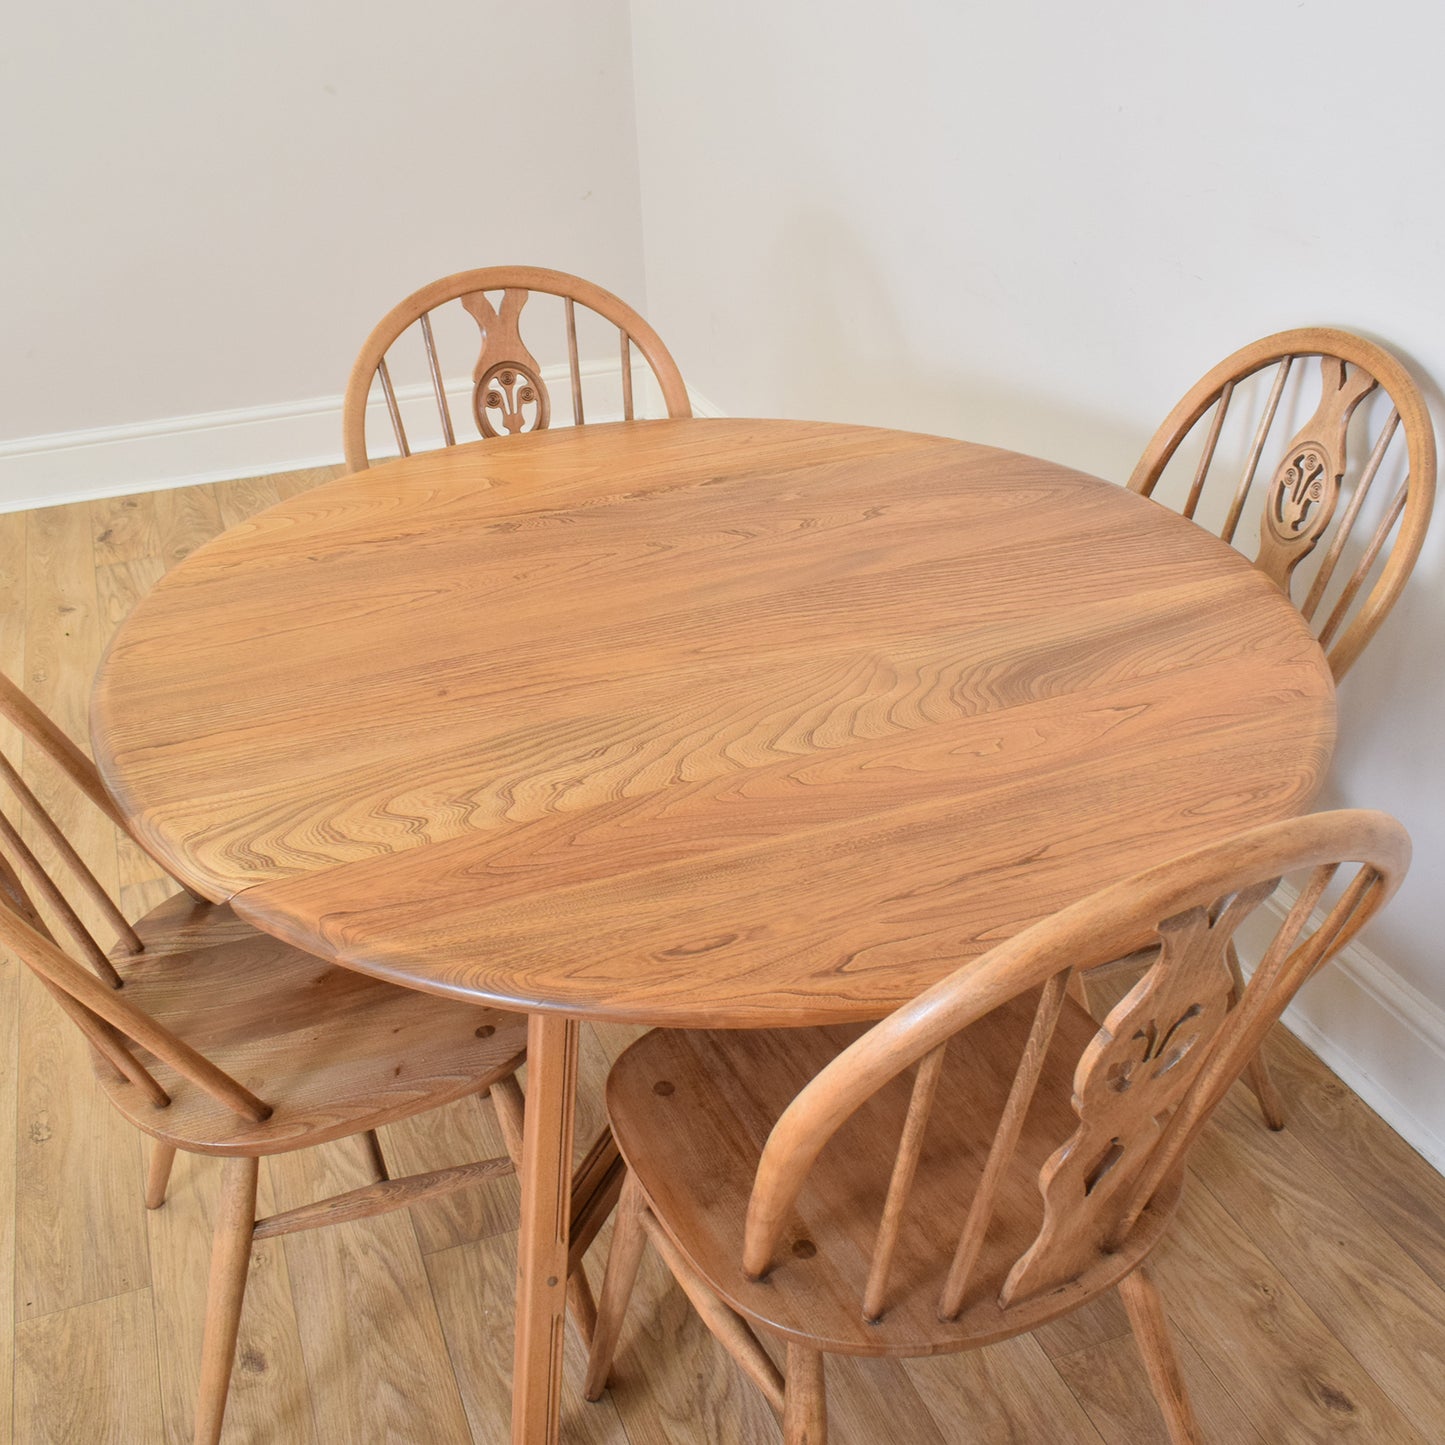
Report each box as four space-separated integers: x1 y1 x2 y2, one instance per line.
92 418 1336 1027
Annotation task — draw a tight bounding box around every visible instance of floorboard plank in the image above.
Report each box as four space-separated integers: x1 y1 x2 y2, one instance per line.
14 502 148 1321
1151 1182 1434 1443
1194 1089 1445 1441
14 1288 164 1444
1051 1325 1263 1444
268 1137 473 1443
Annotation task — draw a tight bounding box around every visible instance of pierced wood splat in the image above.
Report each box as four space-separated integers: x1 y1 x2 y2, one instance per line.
1003 882 1275 1305
1129 326 1436 683
342 265 691 470
1255 358 1376 590
461 289 551 437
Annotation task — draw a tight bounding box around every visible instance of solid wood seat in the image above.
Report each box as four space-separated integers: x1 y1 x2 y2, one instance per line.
605 1004 1181 1358
584 810 1410 1443
100 891 527 1155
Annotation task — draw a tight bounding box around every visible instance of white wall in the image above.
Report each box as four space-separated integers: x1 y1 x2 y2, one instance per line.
628 0 1445 1151
0 1 646 442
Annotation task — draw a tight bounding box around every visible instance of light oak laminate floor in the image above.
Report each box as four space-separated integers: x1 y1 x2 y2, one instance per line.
3 468 1445 1443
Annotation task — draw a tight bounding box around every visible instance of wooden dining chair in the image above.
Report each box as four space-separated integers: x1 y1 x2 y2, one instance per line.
1127 327 1435 1129
1129 327 1436 683
582 809 1408 1444
0 671 536 1444
342 265 691 471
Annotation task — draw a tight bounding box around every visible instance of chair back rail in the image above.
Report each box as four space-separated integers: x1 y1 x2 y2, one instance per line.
741 810 1409 1320
342 266 691 471
1127 328 1436 680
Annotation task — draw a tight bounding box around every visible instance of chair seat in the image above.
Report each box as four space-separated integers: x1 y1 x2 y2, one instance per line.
606 992 1182 1358
98 891 527 1155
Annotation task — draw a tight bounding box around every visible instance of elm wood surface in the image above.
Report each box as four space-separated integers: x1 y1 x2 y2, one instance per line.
90 419 1337 1445
92 418 1336 1028
585 811 1408 1442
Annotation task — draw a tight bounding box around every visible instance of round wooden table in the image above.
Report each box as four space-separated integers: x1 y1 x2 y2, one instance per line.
92 417 1335 1444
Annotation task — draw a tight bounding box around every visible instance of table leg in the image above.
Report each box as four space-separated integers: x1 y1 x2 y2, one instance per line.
513 1012 581 1445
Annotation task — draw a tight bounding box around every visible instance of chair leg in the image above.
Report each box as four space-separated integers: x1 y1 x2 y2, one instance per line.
146 1141 177 1210
1243 1047 1287 1131
490 1072 526 1167
360 1128 390 1182
1226 940 1285 1129
568 1269 599 1349
584 1170 648 1400
194 1156 259 1445
782 1342 827 1445
1118 1266 1201 1445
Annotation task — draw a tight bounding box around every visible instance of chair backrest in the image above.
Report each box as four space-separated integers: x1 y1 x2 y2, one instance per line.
0 671 269 1123
342 265 692 471
1128 328 1436 681
742 809 1408 1319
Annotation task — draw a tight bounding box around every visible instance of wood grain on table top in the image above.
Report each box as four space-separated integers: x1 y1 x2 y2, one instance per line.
91 419 1335 1026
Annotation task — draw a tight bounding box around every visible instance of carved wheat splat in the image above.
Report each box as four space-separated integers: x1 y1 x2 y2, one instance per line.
461 288 551 437
1127 327 1436 682
1002 882 1275 1305
343 266 691 470
1255 357 1377 591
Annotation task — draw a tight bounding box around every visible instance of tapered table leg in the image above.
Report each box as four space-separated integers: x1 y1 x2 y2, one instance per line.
512 1012 581 1445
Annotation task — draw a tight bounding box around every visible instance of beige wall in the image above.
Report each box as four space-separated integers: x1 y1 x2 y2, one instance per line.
628 0 1445 1022
1 1 646 438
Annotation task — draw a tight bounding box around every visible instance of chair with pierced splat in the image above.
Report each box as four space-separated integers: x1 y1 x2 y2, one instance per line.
582 809 1408 1443
342 265 691 471
1125 328 1434 1128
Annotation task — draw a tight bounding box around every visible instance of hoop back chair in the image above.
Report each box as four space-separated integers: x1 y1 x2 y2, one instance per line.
1127 328 1433 1132
1128 327 1436 684
583 810 1408 1444
342 265 691 471
0 671 535 1444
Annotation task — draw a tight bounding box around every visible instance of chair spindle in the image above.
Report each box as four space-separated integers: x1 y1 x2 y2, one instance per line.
938 968 1070 1319
1183 380 1234 520
1316 479 1408 650
0 806 124 987
419 312 455 447
862 1042 945 1321
1221 356 1293 543
0 751 142 955
565 297 585 424
377 357 410 457
620 331 634 421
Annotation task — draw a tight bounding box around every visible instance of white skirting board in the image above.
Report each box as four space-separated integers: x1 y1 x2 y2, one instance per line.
0 362 724 513
1235 883 1445 1175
